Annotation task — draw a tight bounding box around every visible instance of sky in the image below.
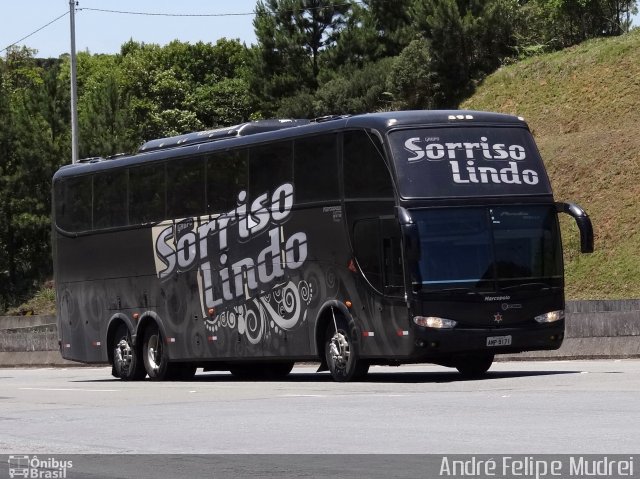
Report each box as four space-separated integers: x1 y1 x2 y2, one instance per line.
1 1 639 59
0 0 260 58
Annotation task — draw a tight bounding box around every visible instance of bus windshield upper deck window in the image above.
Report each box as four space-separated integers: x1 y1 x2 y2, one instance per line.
389 126 552 199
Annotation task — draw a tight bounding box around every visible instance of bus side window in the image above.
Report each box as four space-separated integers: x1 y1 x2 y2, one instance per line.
344 130 394 199
294 134 339 202
353 219 383 292
249 141 293 200
129 163 166 224
207 150 248 213
167 156 205 219
93 170 127 229
56 175 92 232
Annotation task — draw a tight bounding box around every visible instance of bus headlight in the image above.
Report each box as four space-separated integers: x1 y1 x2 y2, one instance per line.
534 310 565 323
413 316 457 329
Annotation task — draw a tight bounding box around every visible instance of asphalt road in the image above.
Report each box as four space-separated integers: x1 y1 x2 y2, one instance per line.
1 359 639 456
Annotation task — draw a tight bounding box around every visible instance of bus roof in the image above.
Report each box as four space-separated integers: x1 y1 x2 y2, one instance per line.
54 110 529 180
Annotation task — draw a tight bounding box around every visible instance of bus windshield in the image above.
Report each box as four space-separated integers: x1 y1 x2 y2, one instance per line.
413 205 562 293
389 126 552 199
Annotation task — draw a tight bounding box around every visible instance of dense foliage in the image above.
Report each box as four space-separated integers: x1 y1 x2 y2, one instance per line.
0 0 637 310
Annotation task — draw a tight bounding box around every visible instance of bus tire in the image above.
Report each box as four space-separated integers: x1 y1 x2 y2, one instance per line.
142 323 171 381
324 318 369 382
455 354 494 378
112 324 146 381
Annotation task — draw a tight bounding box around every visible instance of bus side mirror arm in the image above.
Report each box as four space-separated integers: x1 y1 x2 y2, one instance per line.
396 206 421 263
556 202 594 254
396 206 413 226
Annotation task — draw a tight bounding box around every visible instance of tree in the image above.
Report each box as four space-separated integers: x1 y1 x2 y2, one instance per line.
313 58 395 115
518 0 638 50
0 47 64 309
329 0 415 68
387 39 442 110
411 0 519 106
120 39 254 142
251 0 353 115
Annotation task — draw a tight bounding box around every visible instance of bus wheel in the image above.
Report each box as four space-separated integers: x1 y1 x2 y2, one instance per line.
112 324 146 381
455 354 494 378
324 319 368 382
142 324 170 381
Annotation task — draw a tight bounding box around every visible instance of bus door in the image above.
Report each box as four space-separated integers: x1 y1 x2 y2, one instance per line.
380 217 413 355
353 216 412 356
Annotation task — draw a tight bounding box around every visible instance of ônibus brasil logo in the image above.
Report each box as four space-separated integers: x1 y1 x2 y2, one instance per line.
7 455 73 479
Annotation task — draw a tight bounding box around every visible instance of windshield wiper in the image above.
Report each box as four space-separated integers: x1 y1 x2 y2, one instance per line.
418 286 481 295
499 282 553 292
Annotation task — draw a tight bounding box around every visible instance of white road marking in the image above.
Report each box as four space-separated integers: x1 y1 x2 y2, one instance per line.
19 388 119 392
279 394 326 398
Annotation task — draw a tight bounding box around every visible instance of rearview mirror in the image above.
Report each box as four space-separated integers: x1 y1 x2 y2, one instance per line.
556 202 594 254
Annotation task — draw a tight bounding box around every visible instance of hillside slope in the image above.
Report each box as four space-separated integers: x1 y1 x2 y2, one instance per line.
463 29 640 299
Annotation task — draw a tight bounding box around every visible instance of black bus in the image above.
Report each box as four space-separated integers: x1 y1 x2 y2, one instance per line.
52 110 593 381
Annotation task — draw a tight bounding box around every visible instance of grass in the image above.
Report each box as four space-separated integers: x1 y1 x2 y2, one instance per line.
463 29 640 299
5 281 57 316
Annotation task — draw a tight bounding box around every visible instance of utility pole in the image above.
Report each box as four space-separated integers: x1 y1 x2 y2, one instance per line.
69 0 79 164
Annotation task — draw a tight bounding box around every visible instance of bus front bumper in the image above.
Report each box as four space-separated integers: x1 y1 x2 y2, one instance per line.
410 321 565 358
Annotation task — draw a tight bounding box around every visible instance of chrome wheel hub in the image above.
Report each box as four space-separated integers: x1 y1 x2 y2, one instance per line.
115 339 132 374
147 334 161 372
329 331 350 370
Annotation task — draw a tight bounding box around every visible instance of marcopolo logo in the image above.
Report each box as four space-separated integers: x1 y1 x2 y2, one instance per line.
7 456 72 479
404 135 540 186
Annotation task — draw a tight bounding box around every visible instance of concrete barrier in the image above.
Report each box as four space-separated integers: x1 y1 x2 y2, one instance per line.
0 315 79 367
509 299 640 360
1 300 639 367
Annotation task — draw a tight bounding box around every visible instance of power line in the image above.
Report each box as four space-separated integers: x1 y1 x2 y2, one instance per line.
1 11 69 55
77 7 255 18
0 2 365 57
78 2 363 18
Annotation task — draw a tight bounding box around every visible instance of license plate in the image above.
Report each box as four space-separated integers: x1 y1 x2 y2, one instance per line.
487 335 512 347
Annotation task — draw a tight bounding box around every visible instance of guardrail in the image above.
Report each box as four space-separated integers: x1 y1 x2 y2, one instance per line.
1 300 639 366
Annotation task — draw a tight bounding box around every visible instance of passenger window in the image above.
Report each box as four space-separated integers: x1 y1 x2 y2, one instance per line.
93 170 127 229
129 163 166 224
55 175 92 232
167 156 205 219
207 150 248 213
249 141 293 200
344 130 394 199
294 134 339 202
